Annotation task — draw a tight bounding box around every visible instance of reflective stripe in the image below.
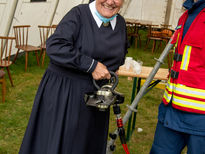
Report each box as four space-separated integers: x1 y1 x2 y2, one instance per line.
173 96 205 111
175 84 205 99
181 45 192 70
166 82 205 99
163 78 174 103
172 33 180 54
175 25 182 30
163 90 172 103
175 33 180 49
163 81 205 110
165 80 175 92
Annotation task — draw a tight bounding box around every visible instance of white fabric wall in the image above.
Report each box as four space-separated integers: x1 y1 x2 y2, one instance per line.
0 0 18 36
122 0 185 29
122 0 167 25
52 0 89 25
169 0 185 29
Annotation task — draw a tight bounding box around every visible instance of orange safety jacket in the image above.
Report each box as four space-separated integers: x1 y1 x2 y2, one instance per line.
162 8 205 114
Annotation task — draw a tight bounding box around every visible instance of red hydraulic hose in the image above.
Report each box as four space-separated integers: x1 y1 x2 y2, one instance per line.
112 105 130 154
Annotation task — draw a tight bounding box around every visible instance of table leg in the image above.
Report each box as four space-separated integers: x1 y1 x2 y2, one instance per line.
131 78 141 132
126 77 138 141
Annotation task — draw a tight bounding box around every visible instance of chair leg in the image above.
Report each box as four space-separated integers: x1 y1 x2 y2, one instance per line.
152 40 156 54
12 49 20 64
42 49 46 67
156 40 162 51
144 38 150 51
2 76 6 103
6 67 14 87
39 49 44 61
35 51 40 66
25 52 28 71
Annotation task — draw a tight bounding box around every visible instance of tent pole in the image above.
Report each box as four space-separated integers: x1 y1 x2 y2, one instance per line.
49 0 60 26
164 0 172 25
4 0 19 37
120 0 132 16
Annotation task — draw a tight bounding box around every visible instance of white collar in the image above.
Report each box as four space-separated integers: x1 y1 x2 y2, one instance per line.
89 1 117 30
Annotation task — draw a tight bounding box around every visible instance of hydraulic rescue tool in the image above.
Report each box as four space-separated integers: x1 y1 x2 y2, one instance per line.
84 71 130 154
84 71 124 111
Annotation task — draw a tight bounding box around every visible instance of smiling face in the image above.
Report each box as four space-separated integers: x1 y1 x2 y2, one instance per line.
96 0 124 18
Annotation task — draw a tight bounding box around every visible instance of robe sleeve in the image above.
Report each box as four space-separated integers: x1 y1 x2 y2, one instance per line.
46 6 98 73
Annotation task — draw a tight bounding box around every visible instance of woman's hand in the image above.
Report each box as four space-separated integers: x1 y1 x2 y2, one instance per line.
115 70 119 75
92 62 111 80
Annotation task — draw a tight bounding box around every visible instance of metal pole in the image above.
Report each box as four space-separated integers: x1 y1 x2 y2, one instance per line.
4 0 19 37
49 0 60 26
106 39 173 154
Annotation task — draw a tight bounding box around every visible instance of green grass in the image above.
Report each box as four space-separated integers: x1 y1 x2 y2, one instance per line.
0 36 170 154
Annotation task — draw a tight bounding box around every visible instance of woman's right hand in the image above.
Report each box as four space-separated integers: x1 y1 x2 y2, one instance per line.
92 62 111 80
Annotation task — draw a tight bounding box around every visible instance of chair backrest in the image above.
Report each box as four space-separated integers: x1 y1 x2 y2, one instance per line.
147 25 161 38
0 36 16 62
51 24 57 33
13 25 31 47
126 22 140 37
38 25 57 48
38 25 52 48
161 29 173 38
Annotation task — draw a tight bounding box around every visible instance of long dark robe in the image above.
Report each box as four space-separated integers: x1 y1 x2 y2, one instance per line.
19 4 128 154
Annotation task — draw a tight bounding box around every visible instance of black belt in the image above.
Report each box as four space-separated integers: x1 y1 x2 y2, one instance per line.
171 70 179 79
174 53 182 62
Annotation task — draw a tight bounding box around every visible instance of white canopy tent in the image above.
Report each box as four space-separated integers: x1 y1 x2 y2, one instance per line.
0 0 185 55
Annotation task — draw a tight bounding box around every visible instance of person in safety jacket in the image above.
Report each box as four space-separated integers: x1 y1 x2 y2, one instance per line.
150 0 205 154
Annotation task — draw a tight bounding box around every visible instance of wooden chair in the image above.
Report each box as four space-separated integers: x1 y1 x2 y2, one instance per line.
51 24 57 33
38 25 52 66
38 25 57 66
126 22 141 48
0 36 16 86
144 25 162 53
160 28 173 44
0 70 6 102
13 25 40 71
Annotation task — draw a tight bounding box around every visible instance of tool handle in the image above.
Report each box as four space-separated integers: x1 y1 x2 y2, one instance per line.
93 71 118 90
